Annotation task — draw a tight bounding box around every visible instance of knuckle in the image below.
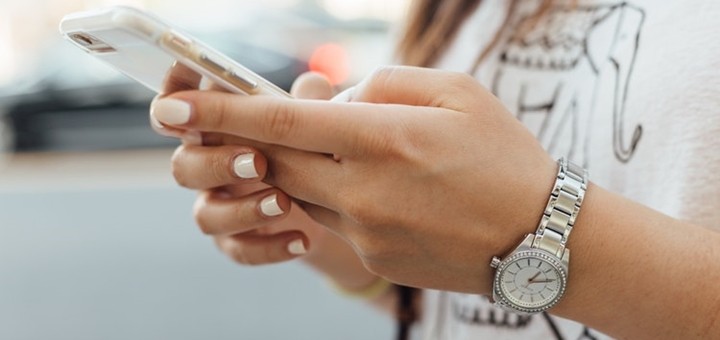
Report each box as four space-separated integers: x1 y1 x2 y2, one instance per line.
364 129 402 156
195 219 213 235
241 245 276 266
263 243 285 264
221 238 257 266
206 150 230 184
192 197 213 235
200 95 233 131
439 73 481 110
363 66 398 99
170 146 192 188
262 101 298 142
451 72 478 89
228 244 252 265
368 66 397 88
232 201 256 226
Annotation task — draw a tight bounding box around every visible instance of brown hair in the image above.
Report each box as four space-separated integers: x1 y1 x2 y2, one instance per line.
395 0 558 68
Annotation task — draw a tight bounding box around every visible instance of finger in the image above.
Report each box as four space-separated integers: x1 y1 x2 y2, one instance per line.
290 72 335 100
162 61 202 94
330 86 355 103
151 91 392 155
220 182 273 198
352 66 485 111
258 146 345 211
150 62 204 138
151 96 206 146
175 129 344 210
215 231 309 265
295 200 343 233
203 72 335 145
173 135 344 210
202 132 246 146
171 145 268 190
194 189 291 236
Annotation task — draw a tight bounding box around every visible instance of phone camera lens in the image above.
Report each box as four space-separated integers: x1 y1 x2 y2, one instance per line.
72 34 93 46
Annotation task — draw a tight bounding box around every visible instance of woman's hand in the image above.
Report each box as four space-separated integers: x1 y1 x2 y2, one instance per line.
151 70 383 292
151 66 558 294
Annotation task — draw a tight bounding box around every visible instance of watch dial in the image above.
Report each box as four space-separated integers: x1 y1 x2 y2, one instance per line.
498 253 565 310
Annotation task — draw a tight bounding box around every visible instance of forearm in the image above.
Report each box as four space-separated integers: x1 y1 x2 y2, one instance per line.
554 184 720 339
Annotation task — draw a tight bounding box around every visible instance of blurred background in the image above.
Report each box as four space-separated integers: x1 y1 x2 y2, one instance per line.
0 0 408 339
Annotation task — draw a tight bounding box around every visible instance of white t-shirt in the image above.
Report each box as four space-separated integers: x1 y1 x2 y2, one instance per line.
420 0 720 339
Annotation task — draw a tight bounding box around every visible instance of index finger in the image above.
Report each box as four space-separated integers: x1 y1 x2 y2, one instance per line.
152 90 394 155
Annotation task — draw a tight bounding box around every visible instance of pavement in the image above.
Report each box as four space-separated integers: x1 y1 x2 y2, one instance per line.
0 149 391 340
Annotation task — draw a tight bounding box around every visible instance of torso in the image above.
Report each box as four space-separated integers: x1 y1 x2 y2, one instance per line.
422 0 720 338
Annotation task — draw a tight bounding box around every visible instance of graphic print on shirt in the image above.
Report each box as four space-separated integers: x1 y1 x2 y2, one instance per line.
450 294 603 340
491 2 645 166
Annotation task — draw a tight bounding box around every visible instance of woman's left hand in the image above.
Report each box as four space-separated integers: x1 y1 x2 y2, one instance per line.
151 66 557 294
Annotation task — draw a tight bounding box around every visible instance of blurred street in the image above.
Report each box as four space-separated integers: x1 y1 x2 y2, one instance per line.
0 0 404 338
0 149 392 339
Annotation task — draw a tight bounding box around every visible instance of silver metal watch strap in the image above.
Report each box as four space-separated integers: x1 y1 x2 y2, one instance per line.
532 158 588 258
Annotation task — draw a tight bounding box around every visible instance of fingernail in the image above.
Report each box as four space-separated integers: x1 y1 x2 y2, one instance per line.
150 112 164 129
151 98 191 125
182 131 203 146
287 239 307 255
260 194 284 217
233 153 258 179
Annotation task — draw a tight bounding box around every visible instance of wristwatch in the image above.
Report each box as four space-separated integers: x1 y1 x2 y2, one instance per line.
489 158 588 315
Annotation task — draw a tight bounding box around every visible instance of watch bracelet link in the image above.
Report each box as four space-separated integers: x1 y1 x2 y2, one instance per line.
532 158 588 258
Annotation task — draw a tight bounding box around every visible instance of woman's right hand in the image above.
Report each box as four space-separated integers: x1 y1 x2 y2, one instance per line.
172 72 337 266
153 69 382 291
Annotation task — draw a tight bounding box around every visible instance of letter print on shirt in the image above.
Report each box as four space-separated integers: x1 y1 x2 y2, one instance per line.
491 1 645 166
449 293 604 340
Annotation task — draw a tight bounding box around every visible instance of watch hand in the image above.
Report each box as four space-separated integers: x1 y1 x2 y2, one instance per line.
528 271 542 282
523 271 543 288
528 279 556 284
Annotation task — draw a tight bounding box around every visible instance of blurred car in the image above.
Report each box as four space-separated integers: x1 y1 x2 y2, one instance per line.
0 5 390 153
0 36 308 152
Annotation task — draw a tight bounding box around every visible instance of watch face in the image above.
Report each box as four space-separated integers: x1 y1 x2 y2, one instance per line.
494 251 567 313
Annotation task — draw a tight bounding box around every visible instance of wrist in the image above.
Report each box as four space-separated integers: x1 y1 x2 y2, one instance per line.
488 158 588 314
549 184 720 339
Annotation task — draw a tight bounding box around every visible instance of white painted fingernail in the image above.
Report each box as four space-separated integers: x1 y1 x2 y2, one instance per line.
233 153 258 179
182 131 203 146
150 112 165 129
151 98 191 125
260 194 283 217
287 239 307 255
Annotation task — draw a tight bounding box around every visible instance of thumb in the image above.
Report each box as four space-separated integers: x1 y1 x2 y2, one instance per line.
290 72 335 100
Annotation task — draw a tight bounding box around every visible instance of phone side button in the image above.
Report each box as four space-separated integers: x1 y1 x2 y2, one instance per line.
161 31 192 54
199 54 227 73
228 71 259 93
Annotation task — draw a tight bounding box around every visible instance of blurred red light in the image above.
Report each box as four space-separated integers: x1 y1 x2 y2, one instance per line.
308 43 349 86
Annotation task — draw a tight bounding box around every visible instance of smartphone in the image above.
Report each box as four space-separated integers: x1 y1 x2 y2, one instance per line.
59 6 291 97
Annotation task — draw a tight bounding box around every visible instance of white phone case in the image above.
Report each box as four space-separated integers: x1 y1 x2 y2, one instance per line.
59 6 290 97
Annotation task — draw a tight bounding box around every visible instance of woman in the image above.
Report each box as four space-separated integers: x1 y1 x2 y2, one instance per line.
150 0 720 339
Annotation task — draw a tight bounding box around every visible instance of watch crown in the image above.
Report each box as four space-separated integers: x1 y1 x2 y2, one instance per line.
490 256 501 269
